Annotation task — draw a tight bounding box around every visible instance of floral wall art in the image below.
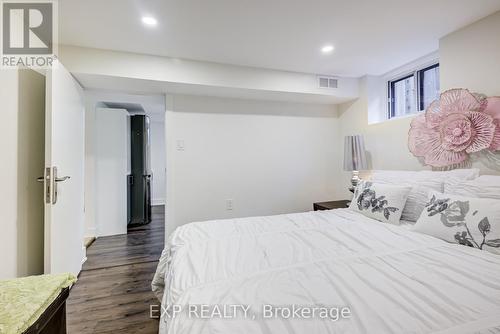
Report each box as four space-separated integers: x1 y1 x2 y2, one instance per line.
409 89 500 169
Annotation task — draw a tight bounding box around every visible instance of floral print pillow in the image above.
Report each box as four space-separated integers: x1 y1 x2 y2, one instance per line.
413 192 500 255
349 181 411 224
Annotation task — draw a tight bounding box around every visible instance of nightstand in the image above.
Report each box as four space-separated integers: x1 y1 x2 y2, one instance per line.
313 200 350 211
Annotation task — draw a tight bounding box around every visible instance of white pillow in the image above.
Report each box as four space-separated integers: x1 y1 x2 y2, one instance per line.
349 181 411 225
445 175 500 200
368 169 480 222
369 169 480 187
415 168 480 182
413 191 500 255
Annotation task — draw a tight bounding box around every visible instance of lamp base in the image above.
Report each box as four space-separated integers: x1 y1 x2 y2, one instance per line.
350 170 360 189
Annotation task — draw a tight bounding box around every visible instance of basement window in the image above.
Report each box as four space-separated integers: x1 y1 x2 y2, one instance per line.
388 63 439 119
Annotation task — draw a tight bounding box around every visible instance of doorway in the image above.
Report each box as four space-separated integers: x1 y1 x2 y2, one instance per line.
83 91 166 241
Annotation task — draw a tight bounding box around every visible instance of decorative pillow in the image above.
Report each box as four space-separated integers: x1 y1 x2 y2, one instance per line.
369 175 442 223
349 181 411 224
413 192 500 255
445 175 500 200
368 169 480 222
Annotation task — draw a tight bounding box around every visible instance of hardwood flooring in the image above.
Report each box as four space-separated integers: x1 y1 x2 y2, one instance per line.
67 206 165 334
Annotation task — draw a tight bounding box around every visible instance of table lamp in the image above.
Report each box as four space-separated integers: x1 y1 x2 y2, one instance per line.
344 135 368 191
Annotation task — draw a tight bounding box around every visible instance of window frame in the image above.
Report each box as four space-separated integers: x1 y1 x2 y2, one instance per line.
388 73 416 119
387 62 439 120
417 63 440 112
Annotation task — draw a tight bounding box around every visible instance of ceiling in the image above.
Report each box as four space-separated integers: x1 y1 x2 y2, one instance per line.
59 0 500 77
87 90 166 121
76 73 353 105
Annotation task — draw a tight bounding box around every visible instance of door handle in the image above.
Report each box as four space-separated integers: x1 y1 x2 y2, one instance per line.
38 168 51 203
52 167 71 205
55 176 71 182
38 168 70 204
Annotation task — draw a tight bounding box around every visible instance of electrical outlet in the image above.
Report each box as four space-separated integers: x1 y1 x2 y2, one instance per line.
226 199 233 211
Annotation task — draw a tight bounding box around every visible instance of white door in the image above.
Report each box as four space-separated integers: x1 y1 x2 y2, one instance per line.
43 60 85 275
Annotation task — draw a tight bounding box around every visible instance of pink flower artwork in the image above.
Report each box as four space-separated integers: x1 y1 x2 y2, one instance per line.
408 89 500 168
484 96 500 151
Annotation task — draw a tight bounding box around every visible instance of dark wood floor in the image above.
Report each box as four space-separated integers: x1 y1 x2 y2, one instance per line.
67 206 165 334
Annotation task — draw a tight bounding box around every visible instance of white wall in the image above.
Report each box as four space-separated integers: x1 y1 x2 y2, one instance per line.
0 70 19 279
336 10 500 199
59 45 359 105
0 69 45 279
165 95 342 234
150 120 166 205
440 10 500 96
83 95 98 237
337 77 428 198
95 108 129 236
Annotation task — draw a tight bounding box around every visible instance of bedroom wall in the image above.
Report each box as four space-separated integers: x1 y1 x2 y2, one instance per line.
337 77 428 198
165 94 341 234
0 69 45 279
83 95 98 238
150 120 166 205
440 10 500 96
0 70 19 279
337 10 500 198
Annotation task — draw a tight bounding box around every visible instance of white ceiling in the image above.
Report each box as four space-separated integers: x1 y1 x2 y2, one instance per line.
86 90 166 121
59 0 500 77
75 73 351 105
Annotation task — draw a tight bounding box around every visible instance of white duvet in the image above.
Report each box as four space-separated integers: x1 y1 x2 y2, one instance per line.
152 209 500 334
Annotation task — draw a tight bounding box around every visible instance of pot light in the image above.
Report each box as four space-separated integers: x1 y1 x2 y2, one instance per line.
142 16 158 26
321 45 334 54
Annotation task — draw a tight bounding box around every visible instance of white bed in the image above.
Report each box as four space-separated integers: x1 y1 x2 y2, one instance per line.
152 208 500 334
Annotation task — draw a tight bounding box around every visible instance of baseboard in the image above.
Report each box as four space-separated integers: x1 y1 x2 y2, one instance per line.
152 198 165 206
98 231 128 237
84 237 96 248
85 227 97 238
81 245 87 266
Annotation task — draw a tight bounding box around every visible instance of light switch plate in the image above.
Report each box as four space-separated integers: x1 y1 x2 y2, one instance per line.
226 199 233 211
176 140 185 151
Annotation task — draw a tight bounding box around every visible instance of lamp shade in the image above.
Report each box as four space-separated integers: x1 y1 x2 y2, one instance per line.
343 135 368 171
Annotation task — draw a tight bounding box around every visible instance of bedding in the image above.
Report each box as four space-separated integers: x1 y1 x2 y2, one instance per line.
152 209 500 334
368 169 480 222
413 191 500 255
369 169 480 182
445 175 500 200
349 181 411 224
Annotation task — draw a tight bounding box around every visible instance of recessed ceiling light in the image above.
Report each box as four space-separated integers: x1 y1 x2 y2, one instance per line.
321 45 334 54
142 16 158 26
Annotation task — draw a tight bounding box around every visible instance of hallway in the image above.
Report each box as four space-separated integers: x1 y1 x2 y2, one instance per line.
66 206 165 333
